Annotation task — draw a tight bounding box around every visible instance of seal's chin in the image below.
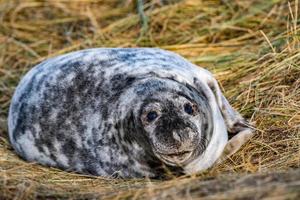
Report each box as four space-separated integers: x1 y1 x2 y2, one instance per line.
156 151 193 166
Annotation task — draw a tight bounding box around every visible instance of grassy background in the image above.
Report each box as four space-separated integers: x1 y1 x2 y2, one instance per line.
0 0 299 199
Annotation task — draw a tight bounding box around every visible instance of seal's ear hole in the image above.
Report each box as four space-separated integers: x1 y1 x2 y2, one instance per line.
183 103 198 115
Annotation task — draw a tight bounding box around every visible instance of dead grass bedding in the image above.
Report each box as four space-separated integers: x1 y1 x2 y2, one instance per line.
0 0 299 199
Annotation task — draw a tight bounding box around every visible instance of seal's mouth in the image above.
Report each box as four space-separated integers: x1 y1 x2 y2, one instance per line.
157 151 193 165
161 151 191 157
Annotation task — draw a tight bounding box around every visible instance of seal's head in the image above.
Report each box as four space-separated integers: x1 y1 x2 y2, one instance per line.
120 76 213 168
140 95 205 166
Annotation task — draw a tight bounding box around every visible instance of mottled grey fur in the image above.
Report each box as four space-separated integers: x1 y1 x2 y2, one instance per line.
8 48 253 178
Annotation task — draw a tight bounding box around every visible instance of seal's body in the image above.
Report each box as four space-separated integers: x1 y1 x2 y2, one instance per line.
8 48 253 178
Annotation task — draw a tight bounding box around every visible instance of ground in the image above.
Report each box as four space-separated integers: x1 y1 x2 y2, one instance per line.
0 0 299 199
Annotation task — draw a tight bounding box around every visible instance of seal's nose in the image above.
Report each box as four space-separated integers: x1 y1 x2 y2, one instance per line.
172 129 195 149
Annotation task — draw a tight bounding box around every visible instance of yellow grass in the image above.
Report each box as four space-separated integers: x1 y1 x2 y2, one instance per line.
0 0 299 199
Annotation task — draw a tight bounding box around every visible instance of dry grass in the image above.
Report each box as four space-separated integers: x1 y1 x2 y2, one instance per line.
0 0 299 199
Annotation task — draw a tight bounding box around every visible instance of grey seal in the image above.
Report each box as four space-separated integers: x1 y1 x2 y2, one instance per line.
8 48 254 178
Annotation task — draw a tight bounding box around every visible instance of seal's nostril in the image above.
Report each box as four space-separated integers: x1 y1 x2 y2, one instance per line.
172 131 182 142
172 130 192 144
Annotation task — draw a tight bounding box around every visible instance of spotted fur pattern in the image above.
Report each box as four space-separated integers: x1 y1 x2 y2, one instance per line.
8 48 253 178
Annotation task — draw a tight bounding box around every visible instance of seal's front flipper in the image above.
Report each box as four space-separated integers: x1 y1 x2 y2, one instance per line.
219 127 254 163
204 73 255 162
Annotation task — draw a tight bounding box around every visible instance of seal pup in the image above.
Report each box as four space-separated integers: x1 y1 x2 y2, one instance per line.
8 48 254 178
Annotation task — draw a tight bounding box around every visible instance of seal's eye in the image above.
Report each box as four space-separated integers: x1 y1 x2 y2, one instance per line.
146 111 158 122
184 103 197 115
